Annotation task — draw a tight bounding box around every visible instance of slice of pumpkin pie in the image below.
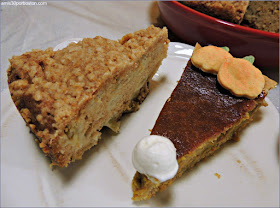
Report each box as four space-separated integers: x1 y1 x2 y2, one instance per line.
131 44 276 201
7 25 169 167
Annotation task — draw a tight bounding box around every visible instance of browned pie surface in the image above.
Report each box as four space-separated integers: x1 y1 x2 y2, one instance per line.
151 60 264 158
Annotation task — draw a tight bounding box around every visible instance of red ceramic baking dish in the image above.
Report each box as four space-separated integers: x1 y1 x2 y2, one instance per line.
158 1 279 69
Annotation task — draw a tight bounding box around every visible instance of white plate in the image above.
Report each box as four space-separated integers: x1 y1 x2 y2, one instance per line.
1 42 279 207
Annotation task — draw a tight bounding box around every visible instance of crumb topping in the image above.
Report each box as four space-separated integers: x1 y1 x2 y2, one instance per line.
8 25 168 133
181 1 249 24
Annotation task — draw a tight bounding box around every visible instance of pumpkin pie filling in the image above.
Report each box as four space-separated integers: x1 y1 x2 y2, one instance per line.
132 58 276 201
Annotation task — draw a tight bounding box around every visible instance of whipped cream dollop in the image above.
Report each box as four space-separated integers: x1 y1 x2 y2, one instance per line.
132 135 178 183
